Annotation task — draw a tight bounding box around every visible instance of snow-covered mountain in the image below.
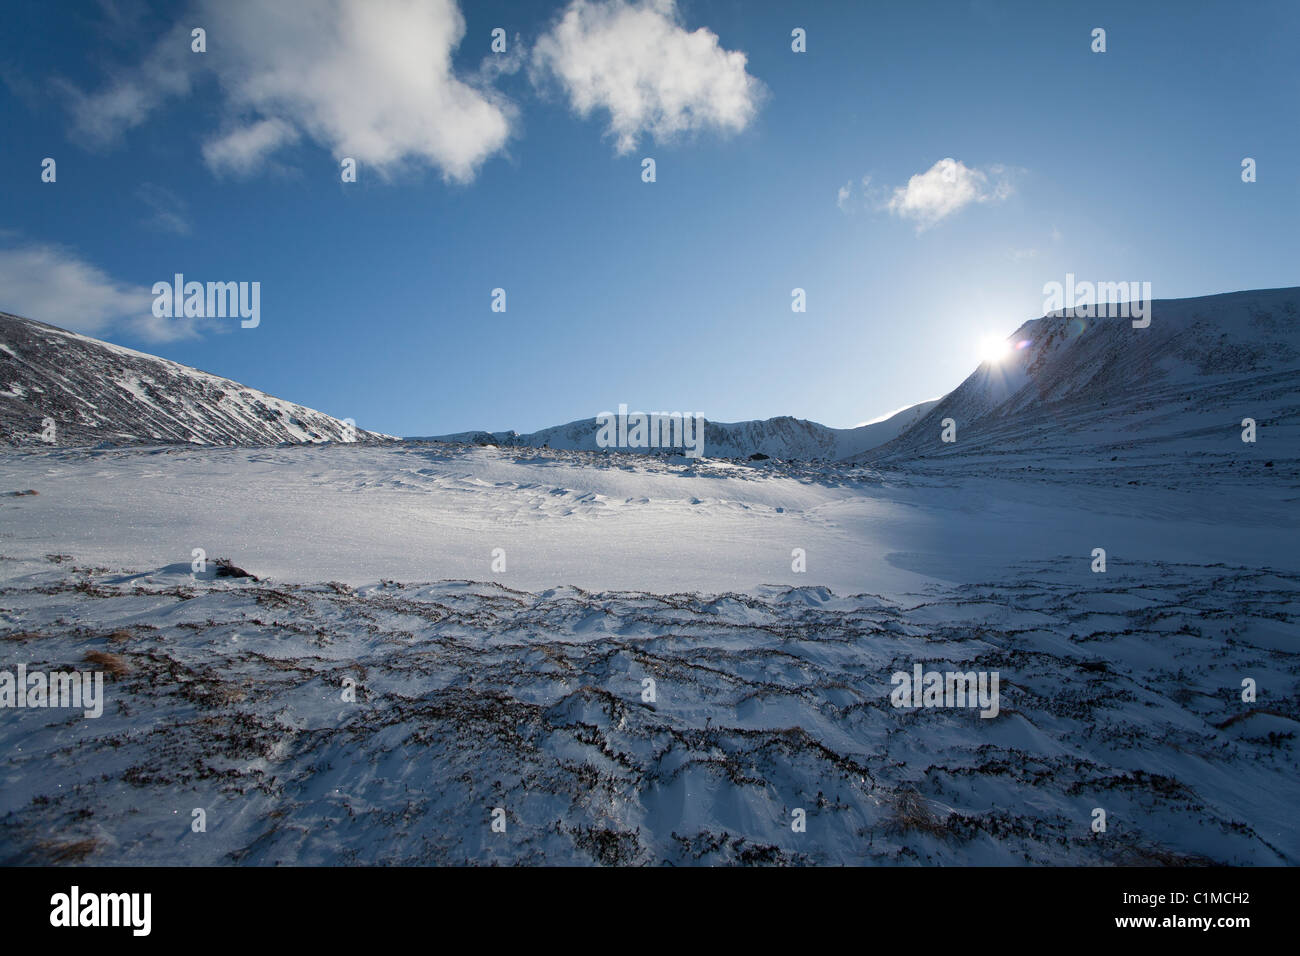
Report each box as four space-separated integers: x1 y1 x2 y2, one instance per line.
420 400 941 460
859 287 1300 471
0 311 389 446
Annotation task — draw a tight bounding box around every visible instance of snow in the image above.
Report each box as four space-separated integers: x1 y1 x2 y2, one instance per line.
0 441 1295 865
1 443 1289 595
113 376 157 408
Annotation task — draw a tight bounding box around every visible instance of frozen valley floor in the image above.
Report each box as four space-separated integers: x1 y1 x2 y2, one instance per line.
0 443 1295 864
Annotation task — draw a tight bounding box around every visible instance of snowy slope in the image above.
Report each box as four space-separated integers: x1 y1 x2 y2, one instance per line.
422 400 941 461
860 287 1300 471
0 311 390 446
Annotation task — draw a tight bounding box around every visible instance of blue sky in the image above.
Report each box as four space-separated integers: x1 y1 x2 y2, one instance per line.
2 0 1297 436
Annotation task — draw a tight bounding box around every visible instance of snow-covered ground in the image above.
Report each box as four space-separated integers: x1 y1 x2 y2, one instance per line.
1 442 1295 864
0 442 1293 594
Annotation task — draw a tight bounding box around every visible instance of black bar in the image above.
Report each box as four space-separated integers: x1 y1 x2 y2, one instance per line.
1 865 1284 943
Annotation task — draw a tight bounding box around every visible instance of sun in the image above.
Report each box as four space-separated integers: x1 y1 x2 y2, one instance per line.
977 335 1012 365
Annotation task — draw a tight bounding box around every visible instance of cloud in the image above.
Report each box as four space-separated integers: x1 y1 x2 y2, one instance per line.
125 310 205 344
477 34 528 82
61 21 194 147
201 0 513 181
0 240 198 343
62 0 514 182
834 174 882 214
136 182 192 235
884 158 1012 230
532 0 763 154
202 118 301 178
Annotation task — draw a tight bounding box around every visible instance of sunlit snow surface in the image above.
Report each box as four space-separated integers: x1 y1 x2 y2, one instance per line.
0 442 1296 864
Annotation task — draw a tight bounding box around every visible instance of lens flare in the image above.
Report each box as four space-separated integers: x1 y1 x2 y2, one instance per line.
978 335 1012 364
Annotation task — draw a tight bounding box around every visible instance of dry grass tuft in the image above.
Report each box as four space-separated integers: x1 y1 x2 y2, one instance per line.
37 838 99 863
888 788 950 835
83 649 131 678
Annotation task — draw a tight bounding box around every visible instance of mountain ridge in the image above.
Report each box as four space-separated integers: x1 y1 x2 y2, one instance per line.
417 401 942 460
0 311 391 447
5 285 1295 461
857 286 1300 470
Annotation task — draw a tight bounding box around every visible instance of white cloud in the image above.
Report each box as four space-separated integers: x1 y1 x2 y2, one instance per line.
124 310 205 344
532 0 762 154
202 118 301 178
64 0 514 182
885 158 1012 230
477 34 528 82
61 21 194 147
0 241 198 344
835 174 880 214
202 0 512 181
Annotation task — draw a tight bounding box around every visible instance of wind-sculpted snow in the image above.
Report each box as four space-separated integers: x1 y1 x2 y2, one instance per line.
0 312 390 447
0 556 1295 865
